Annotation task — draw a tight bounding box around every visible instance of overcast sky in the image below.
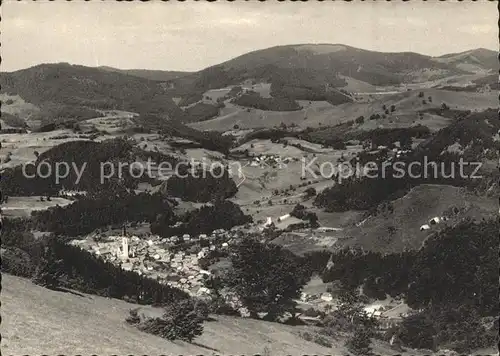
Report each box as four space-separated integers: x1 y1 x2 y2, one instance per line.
2 1 497 72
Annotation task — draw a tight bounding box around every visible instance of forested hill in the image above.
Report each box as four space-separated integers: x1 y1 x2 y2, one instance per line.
0 63 187 120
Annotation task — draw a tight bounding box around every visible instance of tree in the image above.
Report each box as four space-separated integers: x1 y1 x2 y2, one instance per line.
305 187 316 198
233 124 240 130
355 116 365 124
345 326 373 355
337 289 373 326
138 299 204 342
418 91 424 98
32 237 64 289
390 105 396 112
307 212 319 227
225 239 309 321
398 312 436 350
323 287 378 335
400 135 412 150
126 308 141 325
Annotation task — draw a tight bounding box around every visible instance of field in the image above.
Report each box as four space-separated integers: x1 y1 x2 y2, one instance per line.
0 93 41 127
0 196 74 218
0 129 92 168
343 184 498 253
317 88 497 130
79 110 138 133
189 88 497 132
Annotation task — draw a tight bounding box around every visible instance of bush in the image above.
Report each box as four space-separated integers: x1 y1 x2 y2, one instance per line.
207 296 240 316
137 299 204 342
300 331 314 342
126 308 141 325
303 307 324 318
305 187 316 197
345 327 373 355
314 334 333 348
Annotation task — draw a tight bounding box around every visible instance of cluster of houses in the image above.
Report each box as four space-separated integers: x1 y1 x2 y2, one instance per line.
298 290 410 330
300 291 334 304
261 213 292 229
248 154 291 169
419 215 449 231
69 228 238 297
58 189 87 198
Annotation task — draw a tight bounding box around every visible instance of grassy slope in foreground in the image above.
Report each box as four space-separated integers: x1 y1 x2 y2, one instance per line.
1 274 334 354
1 274 434 355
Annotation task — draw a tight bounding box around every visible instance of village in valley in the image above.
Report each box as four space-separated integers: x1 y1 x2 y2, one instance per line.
1 2 498 354
69 226 233 298
68 220 413 331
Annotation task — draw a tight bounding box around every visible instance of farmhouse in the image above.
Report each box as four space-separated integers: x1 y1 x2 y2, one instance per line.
420 224 430 231
429 216 441 225
277 213 291 222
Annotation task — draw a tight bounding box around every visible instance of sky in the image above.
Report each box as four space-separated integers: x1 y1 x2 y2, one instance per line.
1 1 497 72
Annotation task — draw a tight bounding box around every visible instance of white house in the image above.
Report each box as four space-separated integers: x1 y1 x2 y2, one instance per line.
263 217 273 227
278 214 290 222
429 217 441 225
420 224 430 231
198 287 210 295
320 293 333 302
